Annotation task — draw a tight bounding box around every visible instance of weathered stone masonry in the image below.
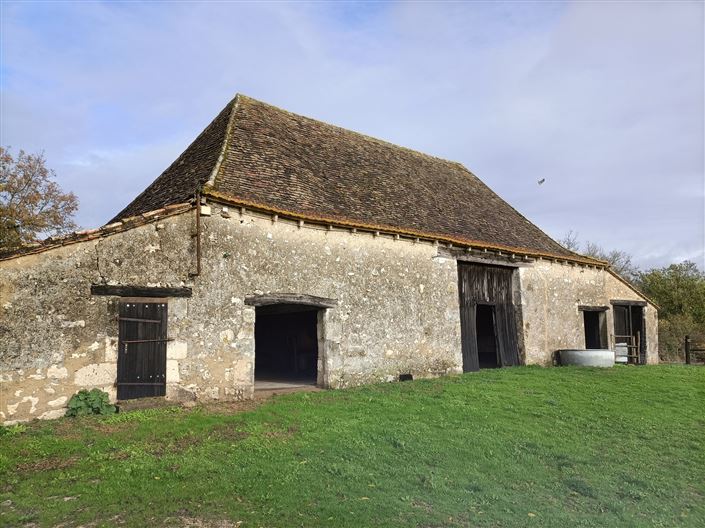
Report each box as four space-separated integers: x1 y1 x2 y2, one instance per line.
0 94 659 425
1 202 658 425
518 262 658 365
1 211 194 423
1 205 464 424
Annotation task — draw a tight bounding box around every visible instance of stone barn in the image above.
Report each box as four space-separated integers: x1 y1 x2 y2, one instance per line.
0 95 657 424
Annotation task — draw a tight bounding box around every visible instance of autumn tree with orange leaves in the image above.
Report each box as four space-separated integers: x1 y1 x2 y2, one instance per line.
0 147 78 250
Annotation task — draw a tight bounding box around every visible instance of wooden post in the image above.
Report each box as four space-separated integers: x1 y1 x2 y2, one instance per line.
685 335 691 365
190 190 202 277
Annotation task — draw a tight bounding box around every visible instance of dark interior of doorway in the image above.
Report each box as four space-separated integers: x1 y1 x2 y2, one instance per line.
614 304 646 364
476 304 500 368
583 310 607 349
254 304 319 384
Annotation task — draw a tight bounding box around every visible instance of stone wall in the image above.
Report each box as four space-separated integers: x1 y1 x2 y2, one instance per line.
1 205 463 424
195 205 463 389
0 202 658 425
518 260 658 365
0 214 197 424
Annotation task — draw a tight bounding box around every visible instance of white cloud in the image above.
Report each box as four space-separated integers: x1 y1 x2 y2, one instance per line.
1 1 702 269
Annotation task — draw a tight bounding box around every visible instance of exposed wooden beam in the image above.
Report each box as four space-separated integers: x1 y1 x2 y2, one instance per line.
610 299 647 307
244 292 338 308
91 285 192 298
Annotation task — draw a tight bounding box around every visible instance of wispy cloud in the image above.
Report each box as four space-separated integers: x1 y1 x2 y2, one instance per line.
1 1 702 269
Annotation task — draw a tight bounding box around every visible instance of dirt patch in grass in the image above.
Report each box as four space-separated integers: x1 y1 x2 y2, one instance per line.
48 418 87 440
210 424 250 442
153 433 207 455
263 424 299 440
52 514 125 527
16 455 79 473
107 449 132 461
411 499 433 513
164 517 242 527
86 420 140 435
48 414 139 439
198 399 260 415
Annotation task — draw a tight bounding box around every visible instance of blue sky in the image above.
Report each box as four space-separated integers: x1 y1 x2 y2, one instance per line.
1 1 703 269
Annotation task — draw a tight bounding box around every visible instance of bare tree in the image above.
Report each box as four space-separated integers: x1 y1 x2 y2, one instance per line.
558 230 581 252
0 147 79 250
559 230 639 281
583 241 639 280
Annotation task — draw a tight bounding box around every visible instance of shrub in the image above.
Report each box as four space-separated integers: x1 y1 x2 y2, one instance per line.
66 389 117 417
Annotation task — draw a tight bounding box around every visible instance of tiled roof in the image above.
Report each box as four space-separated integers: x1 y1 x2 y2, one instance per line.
111 94 585 261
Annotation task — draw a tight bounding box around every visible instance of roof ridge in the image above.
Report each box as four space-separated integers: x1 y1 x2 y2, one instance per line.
205 94 240 189
235 93 462 167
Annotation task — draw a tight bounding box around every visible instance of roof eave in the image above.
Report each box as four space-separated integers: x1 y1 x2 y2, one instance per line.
201 186 607 268
0 203 194 263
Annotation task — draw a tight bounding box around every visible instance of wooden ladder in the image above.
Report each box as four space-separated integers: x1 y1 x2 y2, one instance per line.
613 331 641 364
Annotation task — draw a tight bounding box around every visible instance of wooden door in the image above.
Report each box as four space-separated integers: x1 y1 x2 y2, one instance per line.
458 263 520 371
117 301 168 399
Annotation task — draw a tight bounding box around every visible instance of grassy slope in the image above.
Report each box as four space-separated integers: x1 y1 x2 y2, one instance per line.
1 366 703 528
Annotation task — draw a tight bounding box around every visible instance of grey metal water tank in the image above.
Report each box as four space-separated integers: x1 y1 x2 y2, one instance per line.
558 349 615 367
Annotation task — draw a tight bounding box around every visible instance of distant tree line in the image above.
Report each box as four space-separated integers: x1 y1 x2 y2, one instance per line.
560 231 705 362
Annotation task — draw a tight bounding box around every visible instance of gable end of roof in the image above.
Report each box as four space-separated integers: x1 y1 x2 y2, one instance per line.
108 97 236 223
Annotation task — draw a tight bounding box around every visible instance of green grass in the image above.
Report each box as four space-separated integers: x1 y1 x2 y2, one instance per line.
1 366 704 527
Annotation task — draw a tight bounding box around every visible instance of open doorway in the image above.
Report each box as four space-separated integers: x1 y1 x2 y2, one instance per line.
613 303 646 364
458 263 520 372
254 304 319 388
476 304 500 368
583 310 608 349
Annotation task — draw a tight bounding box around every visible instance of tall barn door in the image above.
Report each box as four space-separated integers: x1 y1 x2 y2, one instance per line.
458 263 520 372
117 301 168 399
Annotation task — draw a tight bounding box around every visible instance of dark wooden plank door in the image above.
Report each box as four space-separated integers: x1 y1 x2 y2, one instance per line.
458 263 520 371
458 294 480 372
117 301 167 399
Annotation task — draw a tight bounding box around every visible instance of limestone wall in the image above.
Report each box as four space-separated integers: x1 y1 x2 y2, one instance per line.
0 215 198 424
195 206 463 390
518 260 658 365
0 201 658 425
1 205 462 424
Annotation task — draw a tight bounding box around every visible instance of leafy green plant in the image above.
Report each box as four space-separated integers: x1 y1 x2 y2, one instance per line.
0 423 27 436
65 389 117 417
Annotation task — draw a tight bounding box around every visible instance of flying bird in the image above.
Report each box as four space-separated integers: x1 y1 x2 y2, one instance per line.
537 178 546 185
